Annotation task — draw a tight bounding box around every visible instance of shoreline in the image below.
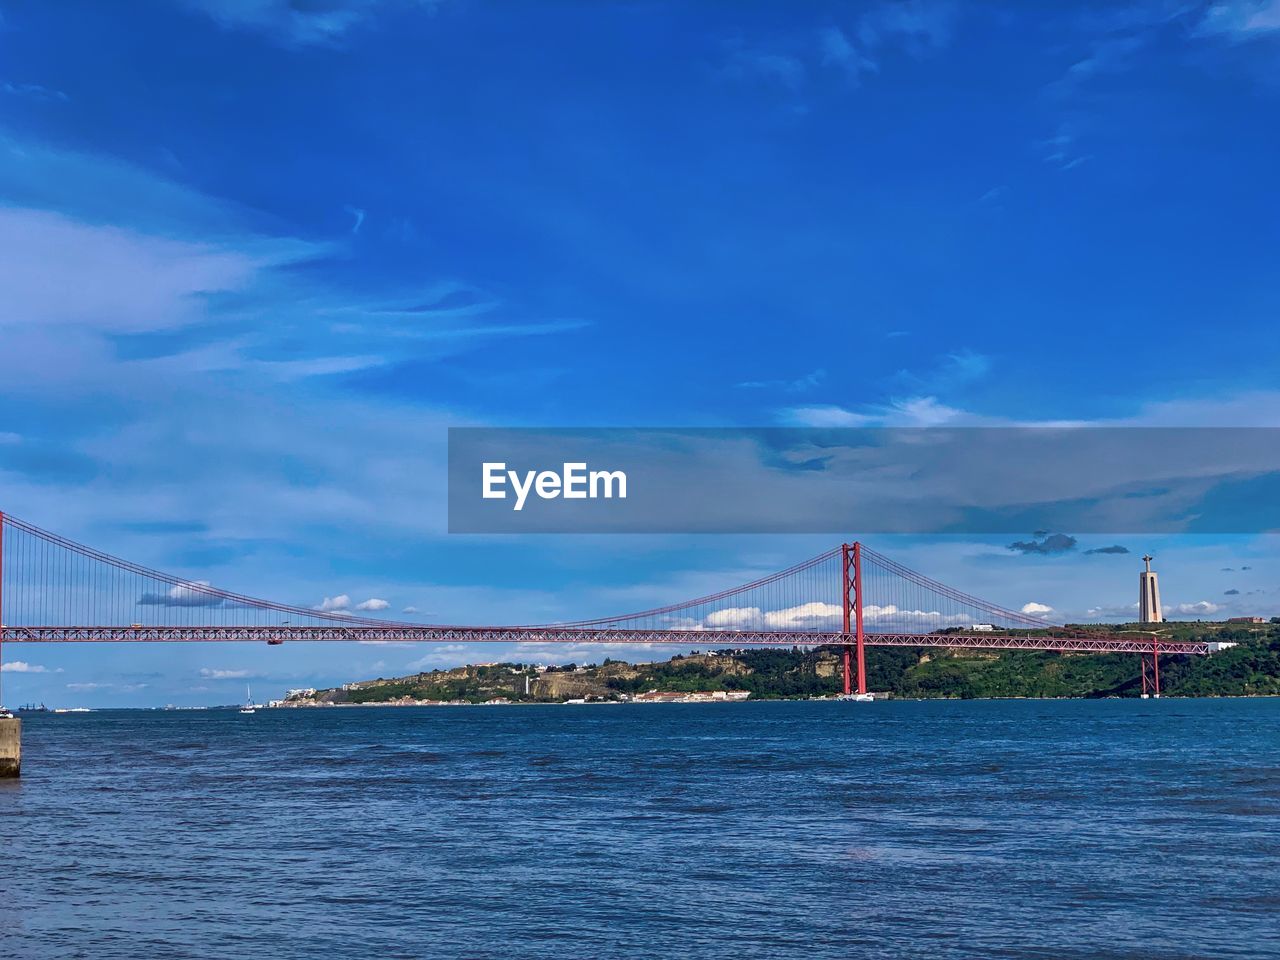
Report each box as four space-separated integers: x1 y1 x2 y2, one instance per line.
269 691 1280 709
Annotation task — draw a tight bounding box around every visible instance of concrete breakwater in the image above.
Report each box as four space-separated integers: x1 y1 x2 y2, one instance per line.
1 718 20 777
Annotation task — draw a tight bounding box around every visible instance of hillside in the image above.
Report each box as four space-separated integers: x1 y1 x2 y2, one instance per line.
281 620 1280 705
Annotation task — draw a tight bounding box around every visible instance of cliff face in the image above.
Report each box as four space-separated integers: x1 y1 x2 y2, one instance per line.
530 672 610 700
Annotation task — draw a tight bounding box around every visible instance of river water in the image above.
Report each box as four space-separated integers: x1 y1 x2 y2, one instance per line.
3 699 1278 959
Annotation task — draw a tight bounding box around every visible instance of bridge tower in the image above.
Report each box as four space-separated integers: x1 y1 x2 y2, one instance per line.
841 542 866 695
0 510 5 706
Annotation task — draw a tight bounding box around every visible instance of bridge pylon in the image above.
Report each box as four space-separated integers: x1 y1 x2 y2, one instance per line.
841 542 866 696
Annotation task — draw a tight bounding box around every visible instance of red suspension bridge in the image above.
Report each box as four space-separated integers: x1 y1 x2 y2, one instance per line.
0 512 1204 697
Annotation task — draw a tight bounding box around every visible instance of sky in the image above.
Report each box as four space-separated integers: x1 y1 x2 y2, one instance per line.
1 0 1279 706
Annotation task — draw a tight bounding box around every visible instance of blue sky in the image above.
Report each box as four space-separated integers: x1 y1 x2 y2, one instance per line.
2 0 1279 706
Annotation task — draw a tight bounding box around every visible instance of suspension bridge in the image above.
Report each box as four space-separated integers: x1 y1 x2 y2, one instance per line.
0 512 1205 699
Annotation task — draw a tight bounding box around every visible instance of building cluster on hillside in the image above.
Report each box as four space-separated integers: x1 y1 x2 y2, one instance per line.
631 689 750 704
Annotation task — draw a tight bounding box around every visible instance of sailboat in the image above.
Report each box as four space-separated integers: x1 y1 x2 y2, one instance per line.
239 685 256 714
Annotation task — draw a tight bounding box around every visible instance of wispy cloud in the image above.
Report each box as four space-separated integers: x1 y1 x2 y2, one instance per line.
178 0 444 46
723 2 959 96
2 81 69 102
894 348 992 392
1041 1 1280 168
781 395 964 428
343 204 366 234
738 369 825 392
1056 34 1148 91
1198 0 1280 38
406 644 469 670
719 42 807 92
780 404 877 427
0 207 285 333
818 27 878 83
1040 126 1092 172
780 349 987 428
856 1 958 55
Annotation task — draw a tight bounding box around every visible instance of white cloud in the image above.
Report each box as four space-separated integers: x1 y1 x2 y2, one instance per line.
402 606 420 614
1020 602 1054 616
704 606 763 627
702 600 973 631
763 601 843 628
1170 601 1221 616
198 668 253 679
1 660 57 673
705 603 843 629
862 604 971 626
316 594 352 612
354 598 390 611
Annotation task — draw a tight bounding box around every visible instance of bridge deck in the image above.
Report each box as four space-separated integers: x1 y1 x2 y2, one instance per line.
0 626 1209 655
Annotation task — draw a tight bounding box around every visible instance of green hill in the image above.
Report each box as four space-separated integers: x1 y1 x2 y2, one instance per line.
285 621 1280 705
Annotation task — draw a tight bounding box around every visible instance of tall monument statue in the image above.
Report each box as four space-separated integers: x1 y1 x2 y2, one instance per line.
1139 554 1163 623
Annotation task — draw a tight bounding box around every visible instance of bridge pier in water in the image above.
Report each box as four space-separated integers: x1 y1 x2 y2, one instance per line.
1140 644 1161 698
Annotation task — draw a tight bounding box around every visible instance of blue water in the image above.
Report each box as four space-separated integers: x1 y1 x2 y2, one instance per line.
3 699 1279 959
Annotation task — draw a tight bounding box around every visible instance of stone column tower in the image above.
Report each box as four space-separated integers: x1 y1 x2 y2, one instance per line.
1139 554 1163 623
